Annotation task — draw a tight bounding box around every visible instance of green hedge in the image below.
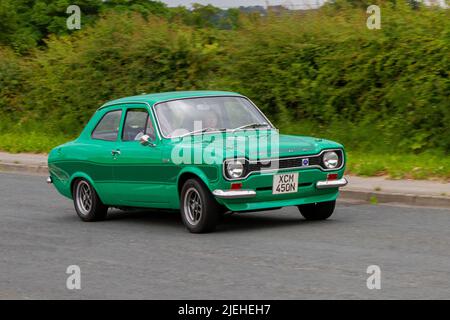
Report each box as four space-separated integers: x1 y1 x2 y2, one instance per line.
0 2 449 154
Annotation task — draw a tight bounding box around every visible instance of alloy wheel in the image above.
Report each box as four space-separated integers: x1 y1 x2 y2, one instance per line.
76 180 92 215
183 187 202 225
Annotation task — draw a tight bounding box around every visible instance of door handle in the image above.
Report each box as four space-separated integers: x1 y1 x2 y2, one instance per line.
111 149 121 156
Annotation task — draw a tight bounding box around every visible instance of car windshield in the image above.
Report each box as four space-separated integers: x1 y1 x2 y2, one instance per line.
154 96 272 138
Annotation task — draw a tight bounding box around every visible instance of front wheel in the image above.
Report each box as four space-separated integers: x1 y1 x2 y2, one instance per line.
73 179 108 222
297 200 335 221
180 179 220 233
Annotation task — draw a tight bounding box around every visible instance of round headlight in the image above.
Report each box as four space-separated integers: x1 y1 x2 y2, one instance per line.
226 160 244 179
323 151 339 169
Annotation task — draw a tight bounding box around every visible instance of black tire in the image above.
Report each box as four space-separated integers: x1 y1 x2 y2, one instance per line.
180 178 221 233
217 206 229 221
297 200 335 221
72 179 108 222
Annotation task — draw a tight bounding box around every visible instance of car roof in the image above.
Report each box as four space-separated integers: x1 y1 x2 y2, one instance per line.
100 90 243 109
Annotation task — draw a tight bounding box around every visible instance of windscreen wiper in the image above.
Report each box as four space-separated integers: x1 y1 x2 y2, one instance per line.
231 122 270 133
179 127 216 137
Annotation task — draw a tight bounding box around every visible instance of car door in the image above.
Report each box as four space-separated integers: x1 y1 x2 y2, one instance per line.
88 108 123 205
113 104 169 207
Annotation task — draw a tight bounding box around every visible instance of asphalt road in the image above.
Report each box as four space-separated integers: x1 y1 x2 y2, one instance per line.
1 172 450 299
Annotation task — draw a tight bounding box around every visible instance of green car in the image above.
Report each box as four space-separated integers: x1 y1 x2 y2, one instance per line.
48 91 347 233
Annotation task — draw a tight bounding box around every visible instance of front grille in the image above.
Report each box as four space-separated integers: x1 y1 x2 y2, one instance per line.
224 149 344 180
247 152 331 172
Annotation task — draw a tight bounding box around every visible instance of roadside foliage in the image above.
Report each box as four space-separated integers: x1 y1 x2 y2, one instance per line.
0 1 449 178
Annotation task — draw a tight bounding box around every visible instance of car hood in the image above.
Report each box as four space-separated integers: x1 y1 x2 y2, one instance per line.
167 130 343 162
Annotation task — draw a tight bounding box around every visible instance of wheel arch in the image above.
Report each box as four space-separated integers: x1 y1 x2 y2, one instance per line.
69 172 104 202
176 167 212 196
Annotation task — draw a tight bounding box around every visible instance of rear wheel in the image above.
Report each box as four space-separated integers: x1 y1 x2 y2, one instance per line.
73 179 108 222
180 178 220 233
297 200 335 221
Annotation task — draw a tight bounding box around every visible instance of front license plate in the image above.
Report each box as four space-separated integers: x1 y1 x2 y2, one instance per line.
272 173 298 194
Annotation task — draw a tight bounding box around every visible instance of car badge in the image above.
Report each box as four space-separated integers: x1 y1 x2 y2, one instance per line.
302 158 309 166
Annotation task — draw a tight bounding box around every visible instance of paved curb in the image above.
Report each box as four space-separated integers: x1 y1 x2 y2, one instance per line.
340 190 450 209
1 162 449 209
0 162 49 175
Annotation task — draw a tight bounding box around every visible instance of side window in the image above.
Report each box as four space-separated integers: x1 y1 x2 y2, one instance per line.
92 110 122 141
122 109 153 141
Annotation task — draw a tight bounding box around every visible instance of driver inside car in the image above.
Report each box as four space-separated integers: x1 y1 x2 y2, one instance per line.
134 117 156 141
203 110 219 129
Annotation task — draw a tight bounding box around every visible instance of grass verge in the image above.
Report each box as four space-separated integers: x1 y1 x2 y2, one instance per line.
346 151 450 181
0 132 73 154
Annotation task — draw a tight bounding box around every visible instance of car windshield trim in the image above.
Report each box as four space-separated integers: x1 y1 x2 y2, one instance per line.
152 95 275 139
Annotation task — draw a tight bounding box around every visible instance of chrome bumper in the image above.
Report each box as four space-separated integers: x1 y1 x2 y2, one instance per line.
212 189 256 199
46 176 53 184
214 178 347 198
316 178 348 189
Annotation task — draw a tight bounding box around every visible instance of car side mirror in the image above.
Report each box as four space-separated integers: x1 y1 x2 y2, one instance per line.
140 134 156 147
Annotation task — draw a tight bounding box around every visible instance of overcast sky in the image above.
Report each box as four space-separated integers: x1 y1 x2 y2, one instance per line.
161 0 325 9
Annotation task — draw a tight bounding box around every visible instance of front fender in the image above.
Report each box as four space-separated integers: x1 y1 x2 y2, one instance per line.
177 166 214 191
170 165 221 209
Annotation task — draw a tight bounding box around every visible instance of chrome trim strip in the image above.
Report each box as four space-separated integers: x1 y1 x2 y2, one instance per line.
46 176 53 184
316 178 348 189
212 189 256 199
223 149 345 181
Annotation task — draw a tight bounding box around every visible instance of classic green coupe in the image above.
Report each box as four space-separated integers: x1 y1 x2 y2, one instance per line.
48 91 347 233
